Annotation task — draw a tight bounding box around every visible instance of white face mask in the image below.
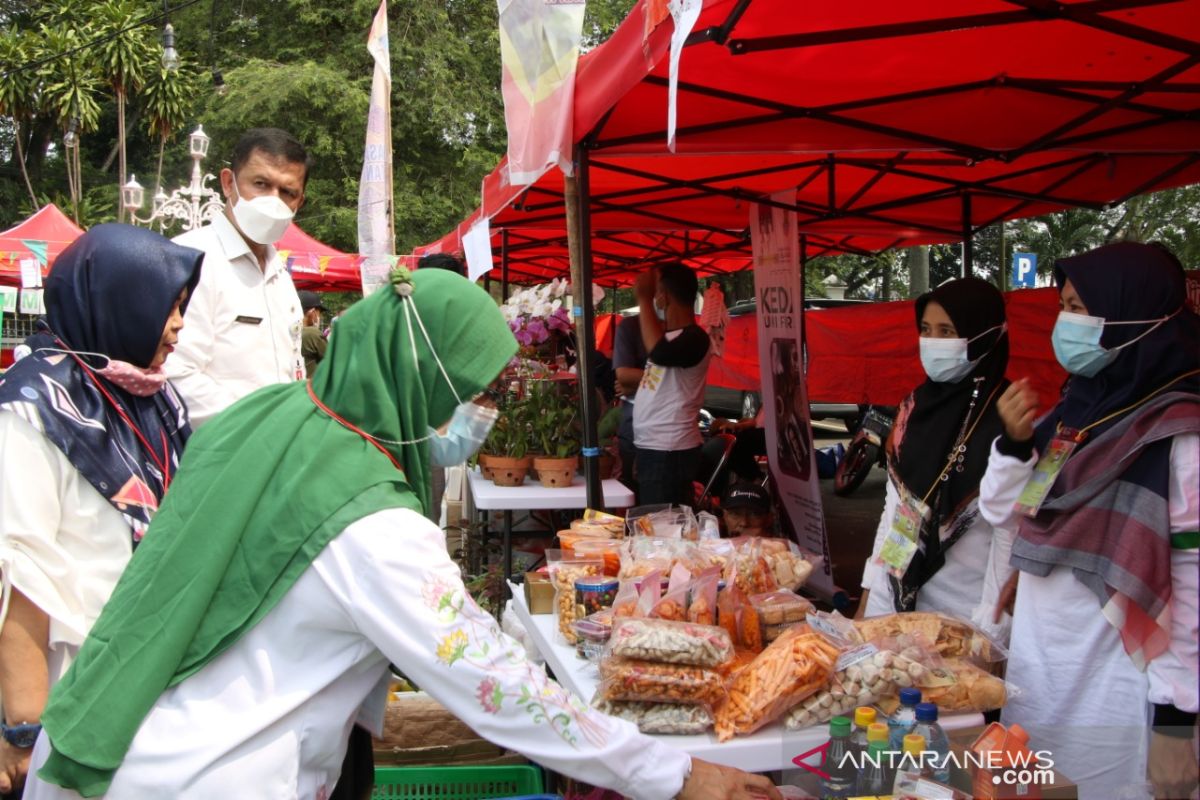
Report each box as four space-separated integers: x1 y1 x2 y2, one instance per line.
229 178 294 245
918 323 1006 384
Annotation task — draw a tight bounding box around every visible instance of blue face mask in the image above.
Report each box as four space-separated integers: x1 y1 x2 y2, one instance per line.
1051 310 1176 378
918 324 1005 384
428 401 499 467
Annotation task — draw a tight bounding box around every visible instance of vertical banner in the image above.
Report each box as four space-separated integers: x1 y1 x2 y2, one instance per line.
357 0 395 295
497 0 586 185
751 193 834 596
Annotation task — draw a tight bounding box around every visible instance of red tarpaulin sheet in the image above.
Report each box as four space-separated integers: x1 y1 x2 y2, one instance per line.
712 288 1067 406
0 205 84 285
711 271 1200 407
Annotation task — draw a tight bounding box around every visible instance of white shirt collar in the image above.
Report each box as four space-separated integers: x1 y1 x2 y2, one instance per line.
210 212 283 278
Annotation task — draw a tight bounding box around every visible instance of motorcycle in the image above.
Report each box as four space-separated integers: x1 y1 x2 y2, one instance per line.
832 405 895 496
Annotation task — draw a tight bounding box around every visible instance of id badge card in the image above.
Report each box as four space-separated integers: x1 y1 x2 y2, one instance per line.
878 491 930 576
1014 429 1080 517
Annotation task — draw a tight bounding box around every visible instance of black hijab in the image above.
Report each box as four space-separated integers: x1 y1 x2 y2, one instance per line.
1035 241 1200 451
888 276 1010 611
0 223 203 540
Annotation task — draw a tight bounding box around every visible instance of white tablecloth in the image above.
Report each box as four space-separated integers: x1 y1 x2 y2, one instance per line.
507 581 984 772
467 468 635 511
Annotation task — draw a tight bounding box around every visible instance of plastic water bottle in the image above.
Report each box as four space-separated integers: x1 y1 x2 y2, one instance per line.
888 687 921 750
857 740 893 795
893 733 931 794
820 716 856 799
851 706 877 756
912 702 951 783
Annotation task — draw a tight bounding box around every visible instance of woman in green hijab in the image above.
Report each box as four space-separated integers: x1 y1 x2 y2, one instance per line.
25 270 776 800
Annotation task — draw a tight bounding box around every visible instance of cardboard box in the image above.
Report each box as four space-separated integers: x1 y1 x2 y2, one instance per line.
372 692 526 767
524 572 554 614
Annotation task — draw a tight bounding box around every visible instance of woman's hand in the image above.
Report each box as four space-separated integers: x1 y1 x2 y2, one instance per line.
678 759 781 800
1148 731 1198 799
996 379 1039 442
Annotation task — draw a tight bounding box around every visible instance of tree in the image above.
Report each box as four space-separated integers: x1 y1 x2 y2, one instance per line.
36 20 104 222
0 26 39 208
92 0 154 221
141 63 197 198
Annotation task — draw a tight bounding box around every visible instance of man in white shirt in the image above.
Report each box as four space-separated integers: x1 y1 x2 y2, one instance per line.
632 263 712 507
166 128 309 428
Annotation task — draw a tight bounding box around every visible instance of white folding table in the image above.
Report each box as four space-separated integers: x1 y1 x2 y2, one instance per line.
507 583 984 772
467 468 635 581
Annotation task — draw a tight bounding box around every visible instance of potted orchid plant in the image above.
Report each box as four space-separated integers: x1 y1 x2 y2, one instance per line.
500 279 575 367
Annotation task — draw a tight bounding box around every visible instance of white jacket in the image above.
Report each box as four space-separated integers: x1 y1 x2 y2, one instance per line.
167 214 304 428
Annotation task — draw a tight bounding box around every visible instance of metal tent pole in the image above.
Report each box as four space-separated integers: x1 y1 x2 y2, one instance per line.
501 228 510 302
961 192 974 278
565 144 603 509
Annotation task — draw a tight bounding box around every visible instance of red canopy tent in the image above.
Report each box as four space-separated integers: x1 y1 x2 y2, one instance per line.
274 223 362 292
0 204 84 286
420 0 1200 283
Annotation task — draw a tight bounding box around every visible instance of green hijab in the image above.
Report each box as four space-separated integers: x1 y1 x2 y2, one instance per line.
38 269 517 796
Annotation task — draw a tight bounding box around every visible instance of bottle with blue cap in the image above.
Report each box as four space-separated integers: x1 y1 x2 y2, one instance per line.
888 687 922 750
912 702 951 783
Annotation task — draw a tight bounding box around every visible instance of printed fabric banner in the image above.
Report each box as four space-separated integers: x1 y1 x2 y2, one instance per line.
751 193 834 596
497 0 586 185
357 0 395 295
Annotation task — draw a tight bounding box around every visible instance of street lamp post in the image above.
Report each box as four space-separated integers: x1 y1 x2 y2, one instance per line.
123 125 224 232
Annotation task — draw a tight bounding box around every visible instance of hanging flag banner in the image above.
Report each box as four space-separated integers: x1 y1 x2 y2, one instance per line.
462 218 493 282
497 0 586 185
751 192 834 597
357 0 395 295
666 0 702 152
20 240 48 267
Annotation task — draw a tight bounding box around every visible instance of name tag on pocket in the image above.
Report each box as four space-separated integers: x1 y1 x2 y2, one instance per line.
234 315 264 325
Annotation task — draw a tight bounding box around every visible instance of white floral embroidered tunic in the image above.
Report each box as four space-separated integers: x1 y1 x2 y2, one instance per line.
24 508 691 800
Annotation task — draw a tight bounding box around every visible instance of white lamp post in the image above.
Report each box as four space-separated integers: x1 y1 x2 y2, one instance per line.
124 125 224 232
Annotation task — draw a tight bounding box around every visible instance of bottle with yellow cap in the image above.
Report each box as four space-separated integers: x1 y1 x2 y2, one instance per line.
850 706 877 757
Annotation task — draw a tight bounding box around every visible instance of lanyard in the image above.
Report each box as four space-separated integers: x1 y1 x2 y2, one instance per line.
1056 368 1200 443
65 347 174 490
306 380 405 471
920 378 1005 506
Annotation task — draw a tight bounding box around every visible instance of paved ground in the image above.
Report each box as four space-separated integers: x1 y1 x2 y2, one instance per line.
811 421 886 615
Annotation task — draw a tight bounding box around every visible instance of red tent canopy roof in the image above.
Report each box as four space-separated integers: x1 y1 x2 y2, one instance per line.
0 204 85 284
274 223 361 292
419 0 1200 284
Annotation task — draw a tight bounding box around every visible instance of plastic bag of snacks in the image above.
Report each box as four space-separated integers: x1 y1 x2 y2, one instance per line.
629 505 699 541
904 658 1011 713
718 584 763 653
633 569 664 617
854 611 1006 665
593 700 714 735
546 552 604 645
686 568 721 626
607 617 734 668
650 576 689 621
618 537 681 579
784 645 929 730
749 590 815 643
726 537 816 592
596 658 727 709
713 625 840 741
577 509 625 534
573 615 613 663
611 578 639 618
697 538 735 574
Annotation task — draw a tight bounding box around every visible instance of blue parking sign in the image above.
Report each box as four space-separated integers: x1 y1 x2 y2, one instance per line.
1012 252 1038 288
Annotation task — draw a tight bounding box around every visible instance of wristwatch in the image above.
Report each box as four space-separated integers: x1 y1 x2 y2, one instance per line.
1 722 42 749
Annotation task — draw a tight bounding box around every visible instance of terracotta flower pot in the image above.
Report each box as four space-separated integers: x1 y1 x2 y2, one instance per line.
484 455 532 487
478 453 499 481
533 455 579 488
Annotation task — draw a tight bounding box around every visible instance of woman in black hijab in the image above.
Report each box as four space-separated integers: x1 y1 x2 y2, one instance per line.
0 224 202 796
858 277 1011 631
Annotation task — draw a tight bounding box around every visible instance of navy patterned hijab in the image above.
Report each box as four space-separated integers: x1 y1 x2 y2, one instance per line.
0 224 203 540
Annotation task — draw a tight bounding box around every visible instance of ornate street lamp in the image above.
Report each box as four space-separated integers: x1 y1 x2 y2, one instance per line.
124 125 224 232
